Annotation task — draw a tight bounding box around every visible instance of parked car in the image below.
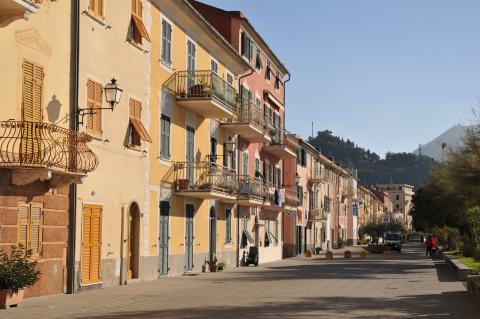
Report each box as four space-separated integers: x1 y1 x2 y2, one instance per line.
384 233 402 252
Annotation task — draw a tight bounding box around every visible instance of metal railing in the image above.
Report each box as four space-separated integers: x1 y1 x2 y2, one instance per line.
173 161 238 195
163 70 238 113
285 186 300 207
0 121 98 174
267 128 299 154
238 175 264 199
309 208 326 221
263 181 276 204
221 99 266 131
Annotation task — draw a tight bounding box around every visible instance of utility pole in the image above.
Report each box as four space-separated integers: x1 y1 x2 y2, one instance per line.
418 144 422 157
311 122 314 139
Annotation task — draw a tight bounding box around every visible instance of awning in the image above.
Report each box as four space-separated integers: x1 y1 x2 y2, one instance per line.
131 14 151 42
130 117 152 142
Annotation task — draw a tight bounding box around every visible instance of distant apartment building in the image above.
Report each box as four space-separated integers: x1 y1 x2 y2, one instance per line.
377 184 414 229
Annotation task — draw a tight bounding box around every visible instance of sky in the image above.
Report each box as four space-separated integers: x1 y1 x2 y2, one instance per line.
201 0 480 157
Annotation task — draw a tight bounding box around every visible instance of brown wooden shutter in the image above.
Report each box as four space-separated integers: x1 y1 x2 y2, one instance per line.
97 0 104 17
91 207 102 283
81 207 92 284
86 80 103 136
89 0 103 18
22 60 43 122
29 203 43 257
18 204 29 249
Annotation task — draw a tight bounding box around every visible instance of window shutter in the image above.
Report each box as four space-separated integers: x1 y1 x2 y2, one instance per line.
91 207 102 283
263 161 267 181
93 81 102 135
241 32 245 56
29 203 42 257
22 60 43 122
18 204 29 249
96 0 103 17
81 207 92 283
89 0 95 12
161 20 166 60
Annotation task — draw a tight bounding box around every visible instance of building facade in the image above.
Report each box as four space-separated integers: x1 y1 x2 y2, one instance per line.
377 184 414 229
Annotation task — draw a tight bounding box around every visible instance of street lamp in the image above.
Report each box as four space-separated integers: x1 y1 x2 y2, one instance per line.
77 78 123 125
294 172 300 185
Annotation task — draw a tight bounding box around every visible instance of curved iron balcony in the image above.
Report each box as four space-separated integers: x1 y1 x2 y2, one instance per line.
0 121 98 175
263 128 299 159
163 70 238 119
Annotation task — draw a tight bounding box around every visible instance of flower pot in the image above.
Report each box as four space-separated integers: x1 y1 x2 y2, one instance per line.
209 265 218 272
360 251 368 259
344 250 352 258
304 250 312 258
0 289 24 309
325 251 334 260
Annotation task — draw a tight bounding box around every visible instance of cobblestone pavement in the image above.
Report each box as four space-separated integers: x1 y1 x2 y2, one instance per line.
3 243 480 319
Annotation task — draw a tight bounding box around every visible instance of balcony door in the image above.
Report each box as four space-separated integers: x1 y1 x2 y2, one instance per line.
187 40 196 91
209 207 217 263
21 60 44 165
186 126 195 183
185 204 195 272
159 201 169 276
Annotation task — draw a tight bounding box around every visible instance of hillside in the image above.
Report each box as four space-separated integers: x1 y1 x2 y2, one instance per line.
308 130 438 188
412 124 470 161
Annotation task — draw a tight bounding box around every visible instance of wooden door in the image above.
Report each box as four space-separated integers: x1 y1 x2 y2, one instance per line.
185 204 194 272
159 201 169 276
81 205 102 285
128 204 139 280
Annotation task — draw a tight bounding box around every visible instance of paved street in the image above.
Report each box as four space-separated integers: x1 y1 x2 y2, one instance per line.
3 243 480 319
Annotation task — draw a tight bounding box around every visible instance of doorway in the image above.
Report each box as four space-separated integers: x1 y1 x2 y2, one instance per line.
185 204 194 272
209 207 217 262
159 201 169 276
128 202 140 280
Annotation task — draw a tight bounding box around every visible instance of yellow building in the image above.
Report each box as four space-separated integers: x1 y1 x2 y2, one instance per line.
74 0 153 289
148 0 251 275
0 1 97 297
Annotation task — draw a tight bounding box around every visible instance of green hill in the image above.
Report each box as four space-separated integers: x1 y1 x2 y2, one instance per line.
308 130 438 188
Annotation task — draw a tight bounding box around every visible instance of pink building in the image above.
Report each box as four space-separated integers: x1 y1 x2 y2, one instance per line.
191 1 299 264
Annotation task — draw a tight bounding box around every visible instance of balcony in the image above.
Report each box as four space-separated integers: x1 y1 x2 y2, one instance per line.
0 0 38 26
262 184 299 211
237 176 264 206
172 161 238 201
284 187 300 208
220 100 270 142
163 70 238 119
0 121 98 186
309 208 327 221
308 171 327 185
263 129 298 159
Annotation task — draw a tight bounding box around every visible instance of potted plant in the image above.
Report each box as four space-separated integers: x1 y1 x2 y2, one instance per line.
344 250 352 258
217 261 226 271
325 250 334 260
207 256 218 272
0 245 40 309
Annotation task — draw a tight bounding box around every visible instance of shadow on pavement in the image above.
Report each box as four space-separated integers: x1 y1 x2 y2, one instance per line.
73 291 480 319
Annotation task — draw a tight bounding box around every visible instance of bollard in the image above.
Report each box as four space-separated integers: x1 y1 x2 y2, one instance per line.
344 250 352 259
325 250 334 260
383 250 391 259
360 250 368 259
305 250 312 258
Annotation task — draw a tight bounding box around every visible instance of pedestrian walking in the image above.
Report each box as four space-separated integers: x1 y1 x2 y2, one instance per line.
426 235 433 257
431 234 438 257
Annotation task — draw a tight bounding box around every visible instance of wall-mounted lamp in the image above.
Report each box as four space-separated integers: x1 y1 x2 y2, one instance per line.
77 78 123 125
294 172 301 185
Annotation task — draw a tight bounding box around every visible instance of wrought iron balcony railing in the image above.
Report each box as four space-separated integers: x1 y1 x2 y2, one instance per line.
0 121 98 174
238 175 264 200
285 186 300 207
221 99 266 130
265 128 299 155
173 161 238 195
309 208 326 221
163 70 238 114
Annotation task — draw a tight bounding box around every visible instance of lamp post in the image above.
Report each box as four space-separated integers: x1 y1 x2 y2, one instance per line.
77 78 123 125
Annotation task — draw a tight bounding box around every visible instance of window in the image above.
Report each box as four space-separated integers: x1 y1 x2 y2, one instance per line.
255 47 263 70
18 203 42 257
81 204 102 285
131 0 150 45
225 209 232 243
241 31 254 61
300 148 306 167
396 204 400 210
241 215 254 248
255 97 261 109
396 195 400 200
161 19 172 66
129 98 152 148
226 73 233 86
211 59 218 74
86 79 103 136
210 137 217 163
243 152 248 175
265 60 271 81
88 0 104 19
264 218 271 247
274 220 279 243
22 60 43 122
275 70 281 90
255 158 260 174
160 114 171 159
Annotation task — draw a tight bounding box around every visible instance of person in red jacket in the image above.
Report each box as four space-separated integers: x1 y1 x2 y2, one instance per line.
426 235 433 257
431 234 438 256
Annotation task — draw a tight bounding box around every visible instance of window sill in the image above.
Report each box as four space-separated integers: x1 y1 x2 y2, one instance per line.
127 145 142 152
84 11 106 26
157 157 172 167
127 39 146 52
160 60 173 74
224 243 233 249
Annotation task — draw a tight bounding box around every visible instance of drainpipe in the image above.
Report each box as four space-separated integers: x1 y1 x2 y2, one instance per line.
67 0 80 295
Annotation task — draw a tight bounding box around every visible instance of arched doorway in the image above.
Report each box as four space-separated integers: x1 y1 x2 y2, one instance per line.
128 202 140 280
209 207 217 262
